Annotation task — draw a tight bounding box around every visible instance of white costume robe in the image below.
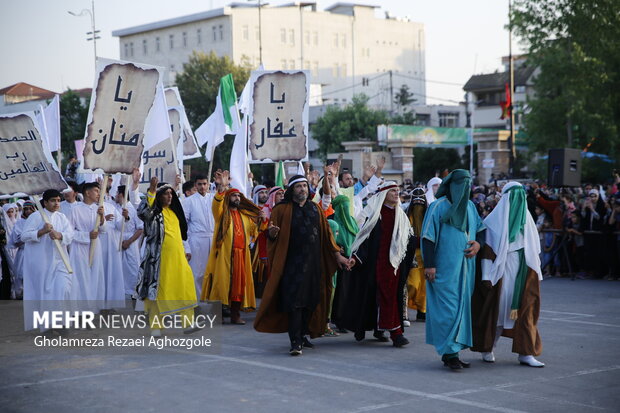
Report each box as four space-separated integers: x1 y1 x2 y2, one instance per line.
114 201 143 296
8 218 27 298
98 201 126 307
68 202 107 309
21 210 74 330
183 191 216 296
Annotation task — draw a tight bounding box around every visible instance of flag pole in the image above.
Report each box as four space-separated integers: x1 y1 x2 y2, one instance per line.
89 174 108 266
118 175 131 251
508 0 516 175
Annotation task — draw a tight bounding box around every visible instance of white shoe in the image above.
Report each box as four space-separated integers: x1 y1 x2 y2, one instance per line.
403 320 411 327
518 355 545 367
151 329 162 337
482 352 495 363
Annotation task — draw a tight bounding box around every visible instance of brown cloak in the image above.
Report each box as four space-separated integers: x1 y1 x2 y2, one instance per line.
471 245 542 356
253 201 340 338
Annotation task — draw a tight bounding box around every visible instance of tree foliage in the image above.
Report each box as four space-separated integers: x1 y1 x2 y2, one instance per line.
412 148 464 184
394 84 416 112
512 0 620 161
175 51 251 173
59 89 89 156
311 94 390 159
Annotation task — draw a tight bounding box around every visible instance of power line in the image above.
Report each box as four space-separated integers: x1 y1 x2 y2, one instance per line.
393 72 464 87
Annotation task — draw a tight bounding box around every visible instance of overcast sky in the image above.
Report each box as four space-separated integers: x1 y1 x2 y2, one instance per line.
0 0 521 104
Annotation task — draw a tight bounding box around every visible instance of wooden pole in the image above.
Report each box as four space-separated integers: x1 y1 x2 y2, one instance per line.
89 174 108 266
31 195 73 274
118 175 131 251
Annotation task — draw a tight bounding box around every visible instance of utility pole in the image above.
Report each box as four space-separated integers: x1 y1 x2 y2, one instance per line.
389 70 394 114
466 92 475 177
68 0 99 70
508 0 516 177
258 0 263 65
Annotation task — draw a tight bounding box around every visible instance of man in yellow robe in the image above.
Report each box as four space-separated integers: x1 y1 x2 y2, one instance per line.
201 170 264 324
404 187 428 322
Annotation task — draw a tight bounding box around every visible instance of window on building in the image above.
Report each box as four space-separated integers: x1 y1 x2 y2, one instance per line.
415 114 431 126
155 37 160 52
242 25 249 41
438 112 460 128
182 32 187 47
212 26 217 41
289 59 295 70
289 29 295 46
169 34 174 49
280 28 287 43
312 61 319 77
219 25 223 40
124 43 129 57
341 34 346 48
142 39 147 55
281 60 287 70
333 33 339 48
129 42 134 57
313 31 318 46
197 28 202 44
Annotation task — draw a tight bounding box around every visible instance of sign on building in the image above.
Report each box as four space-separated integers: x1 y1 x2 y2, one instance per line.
248 70 309 162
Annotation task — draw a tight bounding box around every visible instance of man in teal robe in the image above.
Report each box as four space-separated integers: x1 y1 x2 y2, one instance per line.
421 169 485 370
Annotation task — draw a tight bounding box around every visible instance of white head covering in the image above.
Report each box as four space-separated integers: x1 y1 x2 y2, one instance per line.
350 181 412 273
482 182 542 286
425 177 442 204
2 203 18 235
252 185 267 205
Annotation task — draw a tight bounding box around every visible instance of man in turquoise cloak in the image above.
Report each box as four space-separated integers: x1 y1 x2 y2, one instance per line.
421 169 486 370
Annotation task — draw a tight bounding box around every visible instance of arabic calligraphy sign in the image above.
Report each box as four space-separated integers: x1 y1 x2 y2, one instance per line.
248 70 309 162
138 134 180 193
164 87 201 159
83 59 161 173
0 113 67 197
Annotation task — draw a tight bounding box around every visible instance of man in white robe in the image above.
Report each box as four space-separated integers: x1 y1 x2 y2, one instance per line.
60 182 81 219
114 185 144 298
7 200 37 299
21 190 74 330
69 182 107 309
183 175 216 296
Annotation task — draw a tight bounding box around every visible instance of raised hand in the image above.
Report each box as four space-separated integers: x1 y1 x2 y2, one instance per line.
149 176 158 193
131 168 141 190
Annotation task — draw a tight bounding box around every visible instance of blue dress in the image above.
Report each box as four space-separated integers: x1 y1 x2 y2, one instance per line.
421 197 485 355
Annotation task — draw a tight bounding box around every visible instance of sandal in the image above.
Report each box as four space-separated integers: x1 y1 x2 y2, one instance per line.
324 327 340 337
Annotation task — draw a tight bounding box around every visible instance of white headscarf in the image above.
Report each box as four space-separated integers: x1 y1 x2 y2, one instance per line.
482 182 542 285
425 177 442 204
2 203 18 236
252 185 267 205
350 181 412 273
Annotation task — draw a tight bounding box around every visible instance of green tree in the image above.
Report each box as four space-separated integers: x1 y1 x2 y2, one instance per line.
311 94 389 159
412 148 464 183
175 51 251 173
59 89 89 157
394 84 416 113
512 0 620 161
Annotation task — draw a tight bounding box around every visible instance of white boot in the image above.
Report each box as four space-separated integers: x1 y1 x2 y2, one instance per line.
482 352 495 362
518 355 545 367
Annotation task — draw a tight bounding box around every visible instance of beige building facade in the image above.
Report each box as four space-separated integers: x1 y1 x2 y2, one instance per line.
112 2 426 108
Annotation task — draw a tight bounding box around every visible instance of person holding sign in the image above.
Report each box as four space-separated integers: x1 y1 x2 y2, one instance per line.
136 177 197 336
113 185 143 299
21 190 74 330
68 182 107 308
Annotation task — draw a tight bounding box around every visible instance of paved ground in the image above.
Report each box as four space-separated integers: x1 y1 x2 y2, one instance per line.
1 277 619 413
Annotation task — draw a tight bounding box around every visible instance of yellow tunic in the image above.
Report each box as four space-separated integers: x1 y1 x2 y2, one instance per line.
145 194 196 328
201 192 258 309
406 249 426 312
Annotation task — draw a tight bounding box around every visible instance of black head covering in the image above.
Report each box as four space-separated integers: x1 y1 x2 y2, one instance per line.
283 175 307 203
154 185 188 241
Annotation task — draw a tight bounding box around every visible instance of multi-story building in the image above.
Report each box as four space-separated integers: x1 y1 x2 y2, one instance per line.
112 2 426 109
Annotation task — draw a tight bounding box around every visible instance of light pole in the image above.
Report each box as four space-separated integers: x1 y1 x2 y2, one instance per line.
247 0 263 66
69 0 99 70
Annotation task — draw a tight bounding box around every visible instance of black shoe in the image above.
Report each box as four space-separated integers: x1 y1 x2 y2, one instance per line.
416 311 426 322
443 357 463 370
458 359 471 368
222 306 231 318
302 336 314 349
336 326 348 334
354 331 365 341
392 335 410 348
373 330 389 342
289 344 302 356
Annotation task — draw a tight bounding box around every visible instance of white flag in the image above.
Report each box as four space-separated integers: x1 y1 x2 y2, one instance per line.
143 84 171 151
44 95 61 152
229 115 249 197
